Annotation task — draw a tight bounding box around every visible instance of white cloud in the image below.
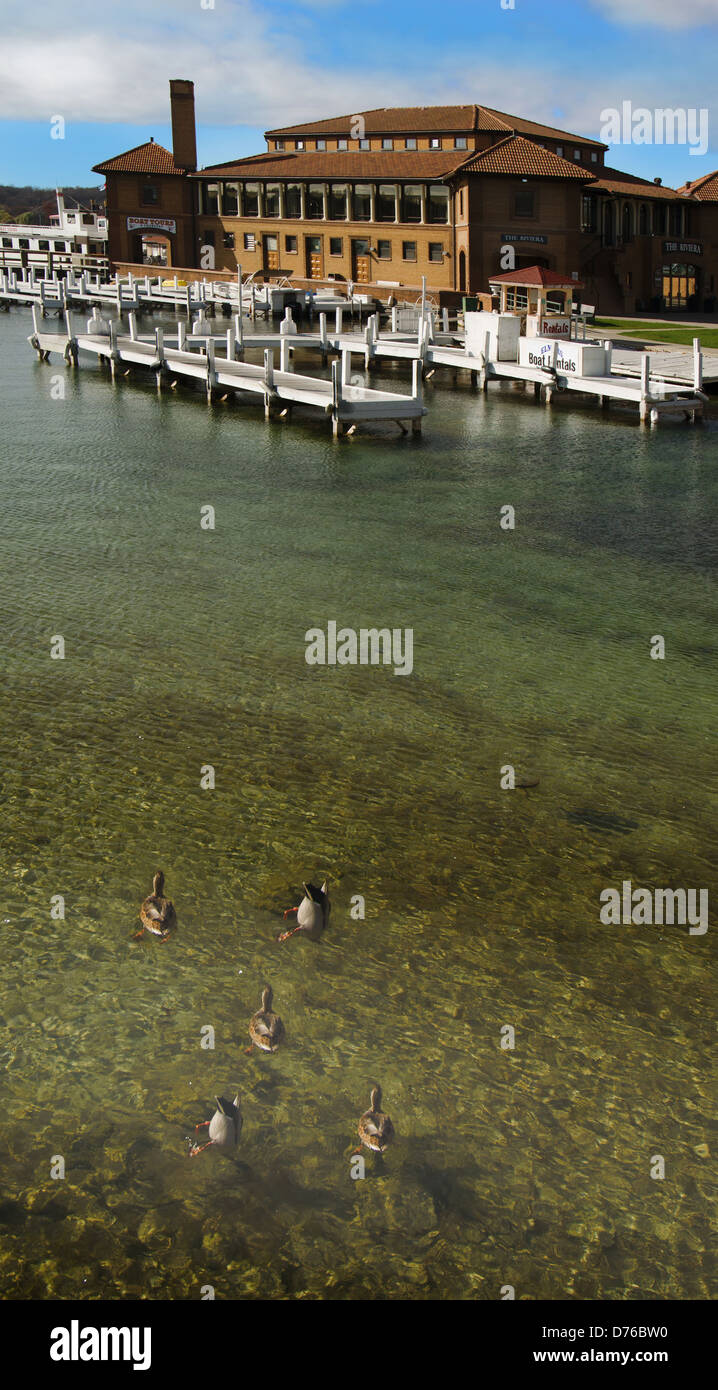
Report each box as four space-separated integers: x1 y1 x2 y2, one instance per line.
592 0 718 27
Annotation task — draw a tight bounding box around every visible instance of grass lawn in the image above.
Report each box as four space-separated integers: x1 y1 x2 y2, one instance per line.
594 318 718 349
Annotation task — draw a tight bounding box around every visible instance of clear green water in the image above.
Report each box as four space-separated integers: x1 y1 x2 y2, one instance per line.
1 308 716 1300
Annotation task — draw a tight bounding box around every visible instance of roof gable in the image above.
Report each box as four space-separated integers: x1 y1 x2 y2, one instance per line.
93 140 187 175
459 134 591 180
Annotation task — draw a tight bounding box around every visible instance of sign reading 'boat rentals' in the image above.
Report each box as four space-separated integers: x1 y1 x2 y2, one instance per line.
127 216 177 233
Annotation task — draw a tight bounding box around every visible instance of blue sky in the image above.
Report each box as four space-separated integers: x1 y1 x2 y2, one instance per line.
0 0 716 193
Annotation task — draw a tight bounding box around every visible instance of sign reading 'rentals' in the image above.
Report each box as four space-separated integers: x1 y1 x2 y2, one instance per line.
127 217 177 233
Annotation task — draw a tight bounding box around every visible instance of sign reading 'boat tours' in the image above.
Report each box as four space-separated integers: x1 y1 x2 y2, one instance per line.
127 216 177 233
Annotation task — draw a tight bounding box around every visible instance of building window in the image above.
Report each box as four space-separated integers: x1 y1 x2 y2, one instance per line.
382 138 393 150
574 148 581 161
428 184 449 223
285 183 301 218
428 242 444 262
352 183 372 220
285 235 297 252
306 184 325 218
18 237 30 249
639 203 649 235
275 140 285 151
202 230 215 248
654 204 667 235
429 137 441 149
223 231 235 248
405 137 417 150
669 204 682 236
264 183 281 216
402 241 417 261
243 182 260 216
222 182 240 215
38 239 50 250
141 183 159 206
556 145 564 157
455 137 467 149
622 202 633 242
459 188 464 216
328 183 348 219
402 184 423 222
377 184 397 221
591 151 598 162
295 140 305 151
359 139 370 150
377 240 391 259
329 236 343 255
337 139 348 151
514 189 535 218
243 233 255 250
662 263 697 307
581 194 597 232
316 139 326 151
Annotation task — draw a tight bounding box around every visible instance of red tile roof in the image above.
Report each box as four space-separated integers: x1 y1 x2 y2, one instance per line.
677 169 718 201
193 149 466 179
266 104 607 148
591 166 681 200
488 266 583 288
478 106 606 148
93 140 188 175
460 134 591 180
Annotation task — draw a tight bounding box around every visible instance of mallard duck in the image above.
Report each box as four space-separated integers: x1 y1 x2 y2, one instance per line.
356 1085 395 1154
189 1093 242 1157
279 880 330 941
134 870 177 941
247 985 285 1053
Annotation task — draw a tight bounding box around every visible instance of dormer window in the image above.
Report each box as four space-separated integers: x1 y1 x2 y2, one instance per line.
429 137 441 149
359 139 370 150
455 137 467 149
574 148 581 161
275 140 285 151
316 139 326 150
337 139 348 150
295 140 305 151
382 138 393 150
405 137 417 150
556 145 564 157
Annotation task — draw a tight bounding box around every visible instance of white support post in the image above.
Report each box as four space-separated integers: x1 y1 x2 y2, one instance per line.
412 357 423 405
341 346 351 385
237 265 243 319
263 347 275 415
640 353 650 423
391 305 398 332
319 312 328 357
280 334 290 373
128 311 138 340
420 275 426 321
693 337 703 392
331 358 342 435
177 319 187 350
206 337 217 398
233 312 244 353
335 305 343 335
226 326 236 361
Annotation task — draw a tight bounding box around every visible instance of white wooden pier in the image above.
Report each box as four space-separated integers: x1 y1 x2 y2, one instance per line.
27 307 426 437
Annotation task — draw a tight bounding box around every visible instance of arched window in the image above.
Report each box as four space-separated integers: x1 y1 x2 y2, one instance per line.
458 249 466 293
639 204 648 236
603 201 615 246
622 203 633 242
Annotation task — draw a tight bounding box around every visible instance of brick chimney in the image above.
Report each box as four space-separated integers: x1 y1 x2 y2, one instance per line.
169 79 197 171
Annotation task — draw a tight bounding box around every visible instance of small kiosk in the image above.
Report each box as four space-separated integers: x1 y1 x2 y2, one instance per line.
488 266 583 339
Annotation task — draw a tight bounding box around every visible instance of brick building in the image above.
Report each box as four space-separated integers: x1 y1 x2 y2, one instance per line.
96 81 718 315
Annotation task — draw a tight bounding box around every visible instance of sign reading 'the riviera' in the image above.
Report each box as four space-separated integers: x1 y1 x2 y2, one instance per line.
663 239 703 256
127 216 177 233
500 232 549 244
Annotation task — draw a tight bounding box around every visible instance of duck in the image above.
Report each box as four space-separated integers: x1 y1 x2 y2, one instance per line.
279 880 330 942
189 1093 242 1157
247 985 285 1053
133 870 177 941
355 1085 395 1155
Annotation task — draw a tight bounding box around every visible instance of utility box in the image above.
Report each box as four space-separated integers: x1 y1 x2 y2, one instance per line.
518 338 610 376
465 310 520 362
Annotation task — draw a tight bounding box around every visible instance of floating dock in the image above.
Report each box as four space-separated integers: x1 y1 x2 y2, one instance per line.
27 307 426 437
